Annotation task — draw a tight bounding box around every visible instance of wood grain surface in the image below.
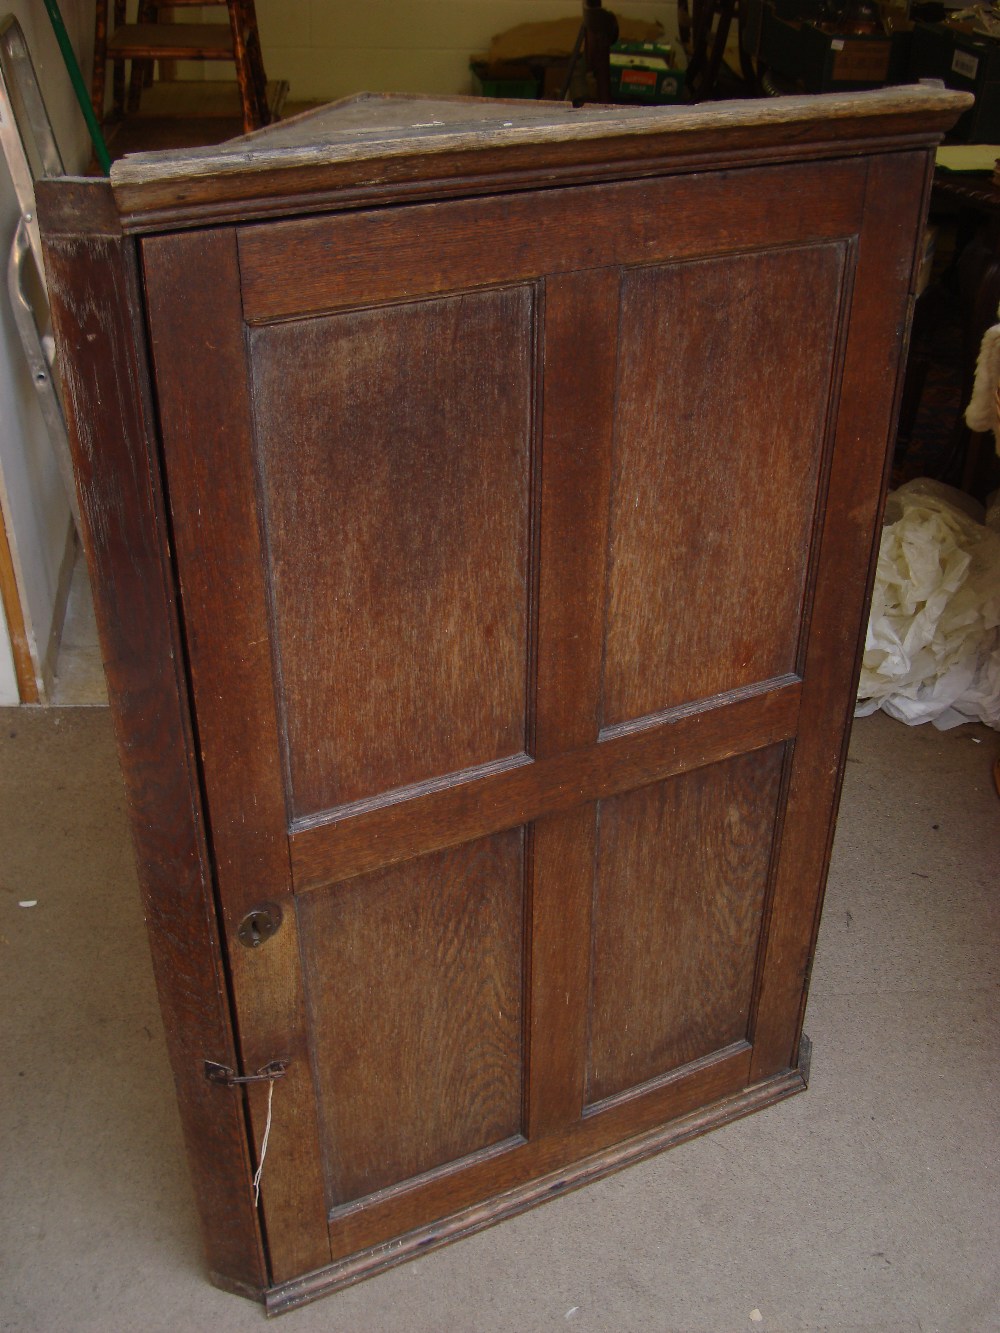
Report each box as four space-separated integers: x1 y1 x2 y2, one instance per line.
588 748 785 1105
749 149 938 1082
289 680 801 892
39 77 963 1301
271 1058 804 1312
107 87 970 233
113 87 969 183
36 180 268 1292
602 242 848 725
298 830 525 1206
142 227 331 1284
534 269 619 759
250 287 534 816
237 161 866 323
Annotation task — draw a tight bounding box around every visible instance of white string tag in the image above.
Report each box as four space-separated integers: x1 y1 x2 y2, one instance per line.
253 1076 275 1207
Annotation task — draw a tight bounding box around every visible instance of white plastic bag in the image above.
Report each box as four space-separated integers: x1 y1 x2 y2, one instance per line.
856 479 1000 729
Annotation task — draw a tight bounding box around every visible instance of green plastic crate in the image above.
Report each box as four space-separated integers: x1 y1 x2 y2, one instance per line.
470 60 539 99
609 39 686 103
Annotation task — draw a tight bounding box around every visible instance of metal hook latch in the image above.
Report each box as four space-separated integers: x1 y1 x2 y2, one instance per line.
204 1059 288 1087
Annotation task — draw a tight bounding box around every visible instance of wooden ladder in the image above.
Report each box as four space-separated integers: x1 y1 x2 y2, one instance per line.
91 0 272 135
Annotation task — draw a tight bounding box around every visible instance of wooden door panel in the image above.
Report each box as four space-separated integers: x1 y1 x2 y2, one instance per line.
297 828 526 1208
587 747 785 1107
137 145 929 1291
602 244 849 728
250 286 537 819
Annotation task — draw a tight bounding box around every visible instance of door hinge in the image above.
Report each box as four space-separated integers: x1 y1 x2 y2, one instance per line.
204 1059 288 1087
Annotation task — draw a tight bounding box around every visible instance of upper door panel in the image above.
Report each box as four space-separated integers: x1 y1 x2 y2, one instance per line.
601 242 850 728
250 285 537 819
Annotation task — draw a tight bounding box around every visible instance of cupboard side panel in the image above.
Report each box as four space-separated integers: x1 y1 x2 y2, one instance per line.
751 151 936 1080
142 229 331 1283
37 181 267 1294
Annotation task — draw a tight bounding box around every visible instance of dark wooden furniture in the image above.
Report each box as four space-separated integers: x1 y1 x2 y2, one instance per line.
38 88 967 1313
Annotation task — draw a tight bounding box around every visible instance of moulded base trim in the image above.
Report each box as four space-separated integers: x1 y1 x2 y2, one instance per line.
258 1051 810 1316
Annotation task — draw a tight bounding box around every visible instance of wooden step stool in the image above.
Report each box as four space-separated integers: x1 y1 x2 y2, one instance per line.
91 0 272 135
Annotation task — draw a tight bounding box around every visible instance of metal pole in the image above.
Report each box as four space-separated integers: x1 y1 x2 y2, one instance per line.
41 0 112 174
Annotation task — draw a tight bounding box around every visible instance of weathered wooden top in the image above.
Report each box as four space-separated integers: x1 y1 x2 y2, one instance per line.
113 86 969 182
104 87 970 231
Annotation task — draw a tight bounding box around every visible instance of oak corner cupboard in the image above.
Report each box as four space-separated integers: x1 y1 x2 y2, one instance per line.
38 87 967 1314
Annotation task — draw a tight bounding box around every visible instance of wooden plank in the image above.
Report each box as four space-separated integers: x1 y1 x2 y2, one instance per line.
527 806 596 1137
237 161 868 323
213 87 967 157
749 150 936 1081
289 678 802 892
534 269 618 759
35 178 267 1294
108 22 235 58
112 137 949 239
141 227 331 1284
280 1055 802 1312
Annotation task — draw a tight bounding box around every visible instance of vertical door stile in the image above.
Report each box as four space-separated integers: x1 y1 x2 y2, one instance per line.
528 267 620 1140
141 228 332 1283
749 151 934 1083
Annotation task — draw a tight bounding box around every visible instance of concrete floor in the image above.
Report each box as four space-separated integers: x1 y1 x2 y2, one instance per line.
1 706 998 1333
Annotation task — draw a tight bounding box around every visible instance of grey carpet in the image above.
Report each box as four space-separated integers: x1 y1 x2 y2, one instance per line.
2 706 998 1332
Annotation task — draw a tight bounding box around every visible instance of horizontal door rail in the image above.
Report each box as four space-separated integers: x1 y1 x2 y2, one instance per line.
289 676 801 893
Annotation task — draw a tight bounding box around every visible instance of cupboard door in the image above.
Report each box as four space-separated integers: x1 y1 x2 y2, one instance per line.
142 151 928 1283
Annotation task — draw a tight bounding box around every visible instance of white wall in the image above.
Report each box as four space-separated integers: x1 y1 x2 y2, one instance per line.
247 0 679 103
0 0 92 703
